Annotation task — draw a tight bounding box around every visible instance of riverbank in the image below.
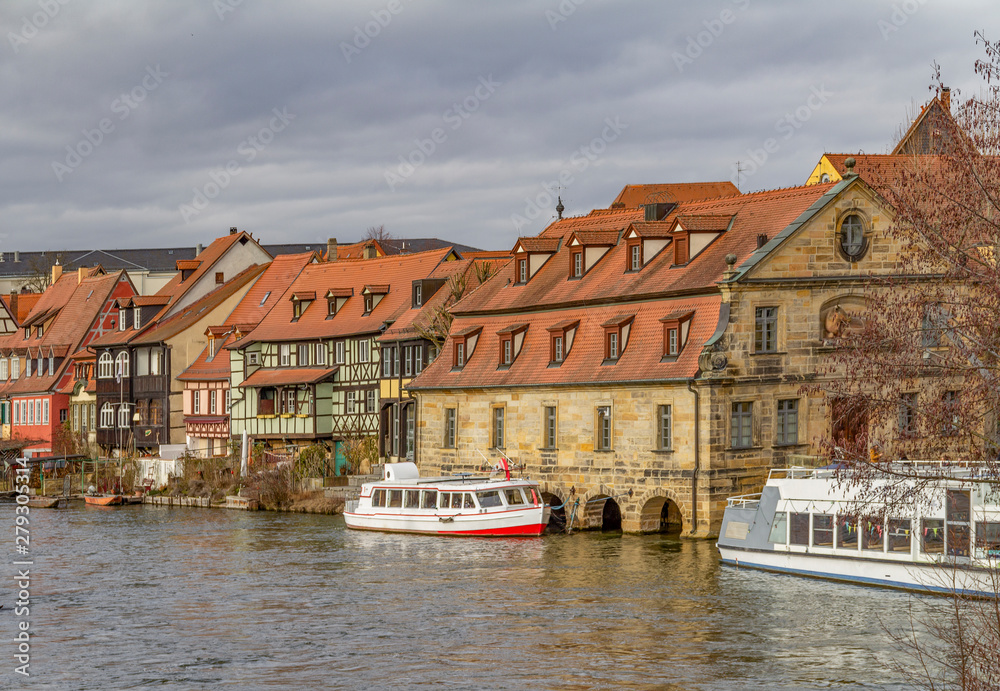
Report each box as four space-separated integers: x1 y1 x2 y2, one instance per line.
142 489 346 514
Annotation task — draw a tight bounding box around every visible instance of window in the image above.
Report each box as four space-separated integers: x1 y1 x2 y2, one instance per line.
366 389 376 414
280 344 290 367
731 401 752 449
0 359 7 380
36 354 42 376
315 343 327 365
414 283 422 307
607 332 618 360
839 213 866 260
571 251 583 278
90 403 96 427
215 271 224 284
11 357 19 379
260 291 271 306
248 352 260 366
629 244 641 271
298 344 310 367
414 344 423 373
135 400 147 425
942 391 960 436
210 390 217 415
667 328 678 356
48 353 53 375
335 341 345 365
358 339 370 363
455 342 465 367
552 336 563 363
150 348 162 375
596 406 611 451
364 296 373 314
768 512 787 544
517 258 528 283
492 407 505 449
789 513 810 545
899 393 918 435
837 515 858 549
421 490 437 509
192 391 201 414
404 346 413 376
100 403 114 428
382 346 394 376
42 400 49 425
501 339 512 366
776 399 798 445
923 518 944 554
406 412 414 459
444 408 457 448
118 308 126 331
347 391 356 414
862 517 883 551
225 389 232 413
25 357 31 378
657 404 672 450
118 404 129 429
258 388 275 416
813 513 833 547
73 403 80 431
81 404 89 431
754 307 778 353
543 406 556 449
134 307 141 330
976 521 1000 558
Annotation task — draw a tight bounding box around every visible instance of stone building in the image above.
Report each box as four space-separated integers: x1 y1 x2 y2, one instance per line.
409 174 898 537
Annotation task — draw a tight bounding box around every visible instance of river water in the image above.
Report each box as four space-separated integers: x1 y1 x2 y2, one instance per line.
4 504 933 690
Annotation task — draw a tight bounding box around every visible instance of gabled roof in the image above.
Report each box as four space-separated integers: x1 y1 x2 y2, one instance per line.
239 248 455 345
568 230 620 246
513 237 561 253
610 182 739 208
625 222 673 239
892 91 957 155
675 214 734 232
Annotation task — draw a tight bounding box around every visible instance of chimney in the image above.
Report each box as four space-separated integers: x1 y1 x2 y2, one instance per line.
13 251 19 263
364 242 376 259
9 291 17 319
757 233 768 249
230 227 238 235
78 267 86 284
327 238 338 262
196 243 203 257
51 261 62 284
941 86 951 111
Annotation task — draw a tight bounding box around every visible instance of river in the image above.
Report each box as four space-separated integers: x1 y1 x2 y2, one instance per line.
4 504 932 689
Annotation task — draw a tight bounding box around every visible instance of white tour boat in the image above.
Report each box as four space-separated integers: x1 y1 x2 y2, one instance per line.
344 462 551 537
717 463 1000 597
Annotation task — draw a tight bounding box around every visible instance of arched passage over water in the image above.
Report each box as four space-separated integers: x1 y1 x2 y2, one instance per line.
639 496 683 535
542 492 566 533
582 494 622 531
601 498 622 532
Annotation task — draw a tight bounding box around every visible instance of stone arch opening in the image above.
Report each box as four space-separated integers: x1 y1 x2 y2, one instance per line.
541 492 566 533
638 496 683 535
594 496 622 532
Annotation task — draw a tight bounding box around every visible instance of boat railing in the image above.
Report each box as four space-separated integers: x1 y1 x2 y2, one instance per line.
726 493 761 509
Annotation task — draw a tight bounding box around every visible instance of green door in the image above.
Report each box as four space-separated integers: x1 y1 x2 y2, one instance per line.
334 441 347 476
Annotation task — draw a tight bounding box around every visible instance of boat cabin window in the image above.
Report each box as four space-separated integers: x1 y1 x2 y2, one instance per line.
837 515 858 549
372 489 386 507
463 493 476 509
440 493 454 509
421 491 437 509
922 518 944 554
504 488 525 506
388 490 403 508
404 490 420 509
768 512 787 544
947 490 971 522
477 490 502 508
813 514 834 547
888 519 911 552
862 517 884 551
976 521 1000 558
948 525 970 558
789 513 809 545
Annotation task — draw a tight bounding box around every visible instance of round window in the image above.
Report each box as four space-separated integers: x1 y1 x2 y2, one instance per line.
839 214 867 260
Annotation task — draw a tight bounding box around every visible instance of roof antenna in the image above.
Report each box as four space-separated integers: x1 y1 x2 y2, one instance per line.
556 196 564 220
735 160 744 193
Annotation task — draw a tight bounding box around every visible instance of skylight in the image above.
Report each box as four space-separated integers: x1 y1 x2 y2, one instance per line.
260 291 271 306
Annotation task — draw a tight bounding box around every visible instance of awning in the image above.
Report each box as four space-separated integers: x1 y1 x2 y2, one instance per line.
237 366 338 388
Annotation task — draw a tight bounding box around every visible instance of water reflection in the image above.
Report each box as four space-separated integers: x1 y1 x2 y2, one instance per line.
8 504 926 690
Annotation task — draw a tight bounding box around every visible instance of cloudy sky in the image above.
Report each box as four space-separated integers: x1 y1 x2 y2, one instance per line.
0 0 990 253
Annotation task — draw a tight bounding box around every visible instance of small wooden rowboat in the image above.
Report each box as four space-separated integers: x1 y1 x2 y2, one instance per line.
84 494 123 506
27 496 61 509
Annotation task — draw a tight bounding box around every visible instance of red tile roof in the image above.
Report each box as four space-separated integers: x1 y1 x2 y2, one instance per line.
676 214 734 232
409 296 722 389
570 230 620 245
822 153 947 196
322 239 385 261
239 248 455 345
611 182 739 208
625 222 673 238
514 237 561 253
238 366 338 387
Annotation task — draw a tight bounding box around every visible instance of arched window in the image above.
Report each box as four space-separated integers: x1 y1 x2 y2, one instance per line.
115 351 129 378
98 352 113 379
100 403 114 428
118 405 129 428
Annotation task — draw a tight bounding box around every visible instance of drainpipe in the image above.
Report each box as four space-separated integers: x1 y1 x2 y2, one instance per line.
687 379 700 537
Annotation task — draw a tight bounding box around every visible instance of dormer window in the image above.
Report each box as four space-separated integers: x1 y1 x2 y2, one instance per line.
450 326 482 370
118 308 126 331
567 230 617 279
290 291 316 321
659 311 694 361
546 319 579 367
35 324 43 338
517 258 528 284
364 296 373 313
571 251 583 278
134 307 141 330
325 288 353 319
623 223 672 271
414 283 422 307
496 324 528 369
629 244 641 271
511 237 560 284
670 214 733 265
23 327 28 340
601 315 634 364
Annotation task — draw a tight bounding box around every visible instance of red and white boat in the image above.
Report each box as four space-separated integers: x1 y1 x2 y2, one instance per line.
344 462 550 537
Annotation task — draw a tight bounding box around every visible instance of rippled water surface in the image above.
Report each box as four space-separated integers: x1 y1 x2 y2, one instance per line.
3 503 933 689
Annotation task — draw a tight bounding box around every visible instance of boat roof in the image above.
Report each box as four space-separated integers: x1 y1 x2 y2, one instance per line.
362 475 537 488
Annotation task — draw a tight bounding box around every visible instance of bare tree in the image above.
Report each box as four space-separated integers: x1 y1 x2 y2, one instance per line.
364 224 394 244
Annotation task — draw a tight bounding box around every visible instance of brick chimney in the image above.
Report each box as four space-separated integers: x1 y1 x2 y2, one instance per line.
941 86 951 111
9 291 17 319
327 238 338 262
51 261 62 284
78 267 87 284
